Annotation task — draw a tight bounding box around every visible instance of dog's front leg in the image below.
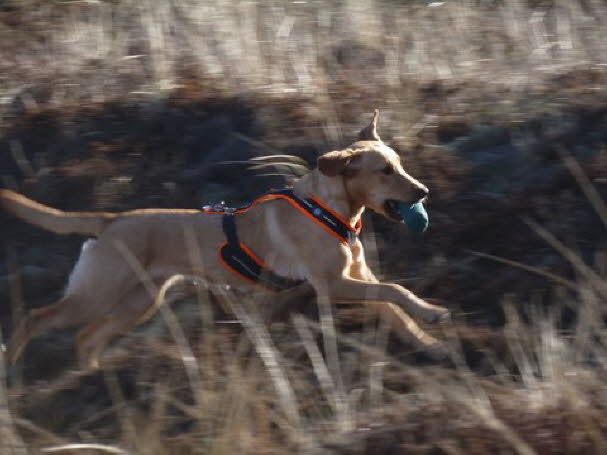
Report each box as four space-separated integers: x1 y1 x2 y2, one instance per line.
314 277 448 359
347 240 448 322
327 277 448 323
346 246 442 350
335 278 450 358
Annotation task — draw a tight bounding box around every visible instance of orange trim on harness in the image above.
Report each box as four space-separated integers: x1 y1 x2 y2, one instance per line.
242 193 360 245
205 192 361 246
212 189 361 291
218 241 266 287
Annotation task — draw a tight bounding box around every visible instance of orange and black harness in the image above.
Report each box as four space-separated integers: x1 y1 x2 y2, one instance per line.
202 189 361 292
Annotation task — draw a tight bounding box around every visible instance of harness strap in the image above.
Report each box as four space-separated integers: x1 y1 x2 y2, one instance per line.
211 188 361 292
222 213 239 245
226 189 361 246
268 189 361 246
220 213 304 292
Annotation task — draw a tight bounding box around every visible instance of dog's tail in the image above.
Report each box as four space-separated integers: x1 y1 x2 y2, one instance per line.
0 189 117 237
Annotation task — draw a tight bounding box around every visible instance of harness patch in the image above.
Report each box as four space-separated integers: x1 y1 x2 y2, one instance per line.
204 189 361 292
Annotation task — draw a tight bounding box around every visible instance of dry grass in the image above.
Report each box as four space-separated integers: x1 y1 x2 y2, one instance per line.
1 0 606 117
4 266 607 454
1 0 607 453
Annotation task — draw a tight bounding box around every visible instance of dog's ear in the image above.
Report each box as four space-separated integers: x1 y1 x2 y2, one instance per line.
357 109 381 142
317 150 357 177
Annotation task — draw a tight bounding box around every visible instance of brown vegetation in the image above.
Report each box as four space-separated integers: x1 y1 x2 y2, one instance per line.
1 0 607 453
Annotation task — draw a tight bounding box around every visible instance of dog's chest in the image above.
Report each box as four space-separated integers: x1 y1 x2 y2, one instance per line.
263 210 308 281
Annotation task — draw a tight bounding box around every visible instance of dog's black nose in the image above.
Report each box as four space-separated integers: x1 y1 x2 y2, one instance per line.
416 187 429 200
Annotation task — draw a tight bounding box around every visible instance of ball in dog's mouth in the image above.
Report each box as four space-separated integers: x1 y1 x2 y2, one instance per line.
398 201 429 233
383 199 429 232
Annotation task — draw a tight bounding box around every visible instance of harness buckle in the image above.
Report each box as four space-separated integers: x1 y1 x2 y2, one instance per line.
203 201 231 213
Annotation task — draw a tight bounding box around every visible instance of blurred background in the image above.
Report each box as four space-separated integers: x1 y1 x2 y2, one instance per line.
1 0 606 453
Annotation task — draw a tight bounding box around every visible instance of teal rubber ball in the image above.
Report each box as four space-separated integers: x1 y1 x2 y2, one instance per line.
398 201 429 233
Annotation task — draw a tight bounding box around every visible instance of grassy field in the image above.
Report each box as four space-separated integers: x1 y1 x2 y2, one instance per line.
1 0 607 453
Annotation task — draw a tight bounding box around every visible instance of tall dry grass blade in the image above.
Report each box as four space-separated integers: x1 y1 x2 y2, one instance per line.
9 140 35 179
4 243 24 389
153 275 205 410
292 314 342 419
0 327 27 455
522 218 607 299
182 224 214 333
41 444 130 454
368 360 388 411
503 302 539 390
468 250 577 291
557 146 607 228
225 297 302 433
208 350 270 455
315 285 352 432
102 368 139 447
13 418 65 446
4 244 24 329
112 240 157 297
460 397 538 455
360 216 383 281
180 223 220 413
113 241 205 410
559 380 607 452
444 320 538 455
363 312 391 410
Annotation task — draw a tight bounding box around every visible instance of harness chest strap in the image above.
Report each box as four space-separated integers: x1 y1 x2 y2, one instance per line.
212 189 361 291
219 214 304 292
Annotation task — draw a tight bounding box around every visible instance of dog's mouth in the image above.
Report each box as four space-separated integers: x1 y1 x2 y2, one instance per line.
383 199 404 222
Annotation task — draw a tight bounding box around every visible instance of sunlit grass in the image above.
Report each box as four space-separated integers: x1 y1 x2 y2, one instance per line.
1 0 606 453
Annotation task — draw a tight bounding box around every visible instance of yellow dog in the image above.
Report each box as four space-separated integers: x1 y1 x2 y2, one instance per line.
1 111 449 369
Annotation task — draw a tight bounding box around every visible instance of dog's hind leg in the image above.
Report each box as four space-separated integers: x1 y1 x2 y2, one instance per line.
7 295 88 364
75 285 156 370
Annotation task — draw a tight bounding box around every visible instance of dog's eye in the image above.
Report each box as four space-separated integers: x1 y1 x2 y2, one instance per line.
382 166 394 175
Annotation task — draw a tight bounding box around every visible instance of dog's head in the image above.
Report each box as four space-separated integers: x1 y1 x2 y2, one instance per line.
317 110 428 222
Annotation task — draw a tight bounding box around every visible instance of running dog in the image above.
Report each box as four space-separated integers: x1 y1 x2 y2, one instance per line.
1 111 449 369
